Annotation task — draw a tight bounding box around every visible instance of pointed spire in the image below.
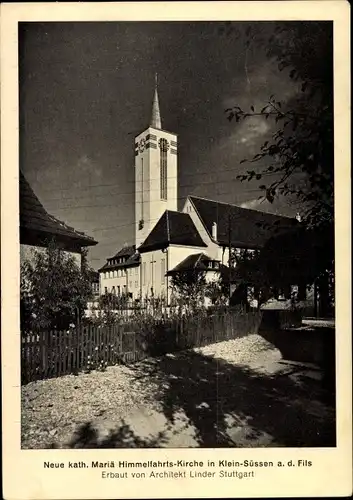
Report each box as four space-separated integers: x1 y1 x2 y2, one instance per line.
150 72 162 129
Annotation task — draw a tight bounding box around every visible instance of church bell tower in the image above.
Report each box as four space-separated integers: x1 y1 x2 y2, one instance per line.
135 75 178 248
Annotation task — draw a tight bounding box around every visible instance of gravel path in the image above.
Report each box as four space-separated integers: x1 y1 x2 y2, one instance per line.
21 334 335 449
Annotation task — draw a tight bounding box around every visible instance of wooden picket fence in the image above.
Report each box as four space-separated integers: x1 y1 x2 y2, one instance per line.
21 311 263 384
21 323 147 384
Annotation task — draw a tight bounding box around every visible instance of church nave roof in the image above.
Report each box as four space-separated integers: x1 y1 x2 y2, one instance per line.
138 210 207 253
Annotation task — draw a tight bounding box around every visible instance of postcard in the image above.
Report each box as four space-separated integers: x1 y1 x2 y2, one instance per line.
1 1 351 498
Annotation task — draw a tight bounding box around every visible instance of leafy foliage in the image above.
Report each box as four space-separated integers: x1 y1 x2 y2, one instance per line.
226 22 333 230
98 292 130 310
221 22 335 313
170 270 207 312
204 279 228 306
20 241 93 332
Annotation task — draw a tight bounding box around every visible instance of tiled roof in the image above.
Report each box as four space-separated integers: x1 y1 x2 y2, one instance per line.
189 195 297 249
111 245 136 259
138 210 207 253
167 253 214 274
125 252 141 267
20 171 97 247
98 248 140 272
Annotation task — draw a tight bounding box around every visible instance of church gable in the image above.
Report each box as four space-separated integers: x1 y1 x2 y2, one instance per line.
138 210 207 253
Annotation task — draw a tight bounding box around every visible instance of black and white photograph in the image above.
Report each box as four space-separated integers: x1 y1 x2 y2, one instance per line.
18 19 338 451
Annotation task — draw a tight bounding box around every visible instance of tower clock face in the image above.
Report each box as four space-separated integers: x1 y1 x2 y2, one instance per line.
158 138 170 152
138 138 146 153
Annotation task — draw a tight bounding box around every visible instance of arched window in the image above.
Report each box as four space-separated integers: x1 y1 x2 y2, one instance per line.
159 138 169 200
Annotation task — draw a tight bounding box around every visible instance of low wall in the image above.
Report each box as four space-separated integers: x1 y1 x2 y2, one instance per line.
258 317 335 395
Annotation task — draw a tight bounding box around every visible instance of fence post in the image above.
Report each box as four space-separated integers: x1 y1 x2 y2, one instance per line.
40 330 46 380
62 330 67 376
67 328 72 374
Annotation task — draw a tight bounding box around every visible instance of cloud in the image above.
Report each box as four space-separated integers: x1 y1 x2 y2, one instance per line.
240 198 268 210
236 115 270 146
217 114 270 158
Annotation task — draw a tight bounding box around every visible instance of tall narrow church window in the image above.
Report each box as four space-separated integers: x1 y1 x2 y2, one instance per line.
143 262 146 286
159 138 169 200
161 258 165 284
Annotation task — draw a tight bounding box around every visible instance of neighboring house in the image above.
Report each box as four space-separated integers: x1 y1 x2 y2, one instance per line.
99 78 297 306
20 171 97 265
98 245 140 299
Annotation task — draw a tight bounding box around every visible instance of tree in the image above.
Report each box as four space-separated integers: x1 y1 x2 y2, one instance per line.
204 279 228 306
229 249 273 308
226 22 333 230
98 292 129 310
223 23 334 311
20 241 93 332
170 270 207 312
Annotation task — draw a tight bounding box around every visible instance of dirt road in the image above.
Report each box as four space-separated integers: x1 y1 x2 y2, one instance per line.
21 334 335 449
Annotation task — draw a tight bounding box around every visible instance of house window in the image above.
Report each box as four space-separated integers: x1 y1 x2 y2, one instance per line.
104 287 108 294
159 138 168 200
112 286 116 295
161 258 165 284
135 267 138 275
117 285 120 295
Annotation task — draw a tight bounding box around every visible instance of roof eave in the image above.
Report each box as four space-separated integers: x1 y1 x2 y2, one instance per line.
20 227 97 250
138 242 169 254
169 241 208 249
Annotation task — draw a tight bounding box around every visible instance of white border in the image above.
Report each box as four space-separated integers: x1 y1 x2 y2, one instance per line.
1 2 351 498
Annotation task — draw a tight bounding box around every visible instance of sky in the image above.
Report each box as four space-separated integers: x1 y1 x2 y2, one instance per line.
20 21 309 269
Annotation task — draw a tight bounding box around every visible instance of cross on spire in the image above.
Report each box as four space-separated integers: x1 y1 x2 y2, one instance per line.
150 73 162 129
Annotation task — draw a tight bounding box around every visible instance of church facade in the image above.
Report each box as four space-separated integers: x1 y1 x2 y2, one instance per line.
98 79 297 305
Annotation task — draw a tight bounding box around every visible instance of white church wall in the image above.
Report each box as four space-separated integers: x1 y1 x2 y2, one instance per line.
140 246 208 304
140 249 168 300
126 266 141 298
168 245 208 271
182 197 219 259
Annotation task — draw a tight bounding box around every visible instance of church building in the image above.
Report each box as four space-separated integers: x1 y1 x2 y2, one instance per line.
98 78 297 304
